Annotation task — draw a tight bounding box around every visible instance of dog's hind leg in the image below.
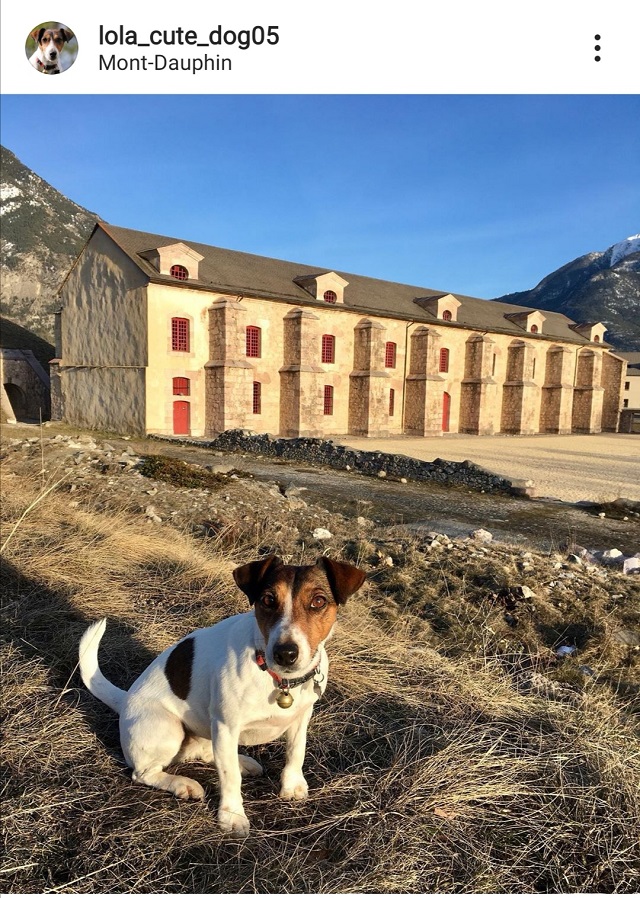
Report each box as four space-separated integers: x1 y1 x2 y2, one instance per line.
174 735 214 763
239 754 263 777
123 709 205 800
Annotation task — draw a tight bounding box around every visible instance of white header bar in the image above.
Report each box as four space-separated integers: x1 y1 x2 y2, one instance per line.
2 1 639 94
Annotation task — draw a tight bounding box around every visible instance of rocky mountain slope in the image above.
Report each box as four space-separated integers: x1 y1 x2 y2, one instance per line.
492 236 640 351
0 146 97 342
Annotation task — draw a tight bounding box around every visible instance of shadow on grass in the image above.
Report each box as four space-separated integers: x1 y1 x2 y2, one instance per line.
1 556 156 759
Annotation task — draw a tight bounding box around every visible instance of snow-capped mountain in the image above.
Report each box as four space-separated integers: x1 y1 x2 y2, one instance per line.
1 146 97 342
609 235 640 267
492 236 640 351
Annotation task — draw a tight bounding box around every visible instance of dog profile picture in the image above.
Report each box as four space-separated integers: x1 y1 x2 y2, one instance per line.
26 22 77 74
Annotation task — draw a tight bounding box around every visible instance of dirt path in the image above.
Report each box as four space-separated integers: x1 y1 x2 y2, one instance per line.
333 433 640 504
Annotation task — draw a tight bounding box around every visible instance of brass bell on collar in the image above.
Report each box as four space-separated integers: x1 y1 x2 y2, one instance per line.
276 689 294 709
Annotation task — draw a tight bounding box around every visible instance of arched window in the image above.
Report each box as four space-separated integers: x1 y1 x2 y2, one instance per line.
323 290 337 304
593 335 600 343
389 388 395 417
246 326 261 358
323 385 334 415
442 309 453 321
252 382 262 414
172 377 190 396
439 347 450 373
171 317 190 352
385 341 397 368
170 264 189 281
530 324 539 333
321 334 335 364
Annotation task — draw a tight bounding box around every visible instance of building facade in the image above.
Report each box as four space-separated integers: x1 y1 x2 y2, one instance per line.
52 223 626 438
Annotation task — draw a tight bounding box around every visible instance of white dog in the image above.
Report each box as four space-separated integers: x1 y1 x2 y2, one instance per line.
29 26 75 74
78 554 366 835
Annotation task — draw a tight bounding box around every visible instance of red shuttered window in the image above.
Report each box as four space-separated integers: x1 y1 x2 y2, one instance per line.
323 290 337 304
246 326 261 358
323 385 334 415
252 382 261 414
385 341 396 368
172 377 190 396
321 334 335 364
170 264 189 281
389 388 395 417
439 348 449 373
171 318 189 352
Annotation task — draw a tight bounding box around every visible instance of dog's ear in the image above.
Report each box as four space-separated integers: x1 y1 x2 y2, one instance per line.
60 28 75 43
316 557 366 605
31 28 46 44
233 555 282 605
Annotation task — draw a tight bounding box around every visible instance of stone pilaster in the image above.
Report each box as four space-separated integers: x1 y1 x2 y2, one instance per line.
572 350 604 433
348 319 390 437
205 299 253 436
404 326 445 436
500 341 539 434
459 334 498 434
540 346 574 433
279 308 323 437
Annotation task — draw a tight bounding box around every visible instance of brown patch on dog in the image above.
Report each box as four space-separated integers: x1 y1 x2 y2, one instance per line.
164 637 194 700
33 27 73 48
289 566 340 655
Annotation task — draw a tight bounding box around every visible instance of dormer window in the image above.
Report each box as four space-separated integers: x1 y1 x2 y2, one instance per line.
140 242 204 280
413 293 461 322
294 272 349 304
569 321 607 344
170 264 189 281
504 310 545 335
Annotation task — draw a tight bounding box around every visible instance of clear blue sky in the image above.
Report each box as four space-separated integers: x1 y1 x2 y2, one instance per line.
2 94 638 298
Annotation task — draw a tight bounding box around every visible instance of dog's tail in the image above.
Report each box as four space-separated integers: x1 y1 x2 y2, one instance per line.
78 619 127 715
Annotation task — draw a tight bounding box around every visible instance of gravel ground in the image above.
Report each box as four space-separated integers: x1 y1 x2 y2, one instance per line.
335 433 640 504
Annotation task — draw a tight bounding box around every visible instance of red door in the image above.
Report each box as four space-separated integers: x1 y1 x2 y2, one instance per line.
173 401 190 435
442 392 451 432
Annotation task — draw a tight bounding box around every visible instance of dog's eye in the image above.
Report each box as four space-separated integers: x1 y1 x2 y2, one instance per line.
310 594 328 610
259 593 276 609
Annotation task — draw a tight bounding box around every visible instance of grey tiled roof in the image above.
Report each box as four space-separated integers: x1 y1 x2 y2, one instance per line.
99 223 600 346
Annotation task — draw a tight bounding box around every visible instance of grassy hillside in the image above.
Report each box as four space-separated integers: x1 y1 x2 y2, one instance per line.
1 436 639 893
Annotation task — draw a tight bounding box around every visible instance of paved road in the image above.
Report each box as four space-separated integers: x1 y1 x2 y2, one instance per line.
333 433 640 503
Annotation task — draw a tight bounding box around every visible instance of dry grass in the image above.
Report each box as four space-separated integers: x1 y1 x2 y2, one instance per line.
2 469 639 893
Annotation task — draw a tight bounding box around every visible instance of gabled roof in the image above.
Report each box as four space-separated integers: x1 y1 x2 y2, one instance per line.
93 222 603 346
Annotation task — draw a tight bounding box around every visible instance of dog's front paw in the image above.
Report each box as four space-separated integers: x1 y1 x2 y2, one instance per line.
279 773 309 801
218 805 250 836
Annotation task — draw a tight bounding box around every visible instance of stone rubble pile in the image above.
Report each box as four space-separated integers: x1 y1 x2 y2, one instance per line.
153 429 516 494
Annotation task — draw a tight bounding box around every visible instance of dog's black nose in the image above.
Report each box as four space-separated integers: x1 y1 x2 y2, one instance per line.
274 642 299 667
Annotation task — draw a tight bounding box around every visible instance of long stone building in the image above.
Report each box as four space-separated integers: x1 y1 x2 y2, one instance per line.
52 222 625 438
